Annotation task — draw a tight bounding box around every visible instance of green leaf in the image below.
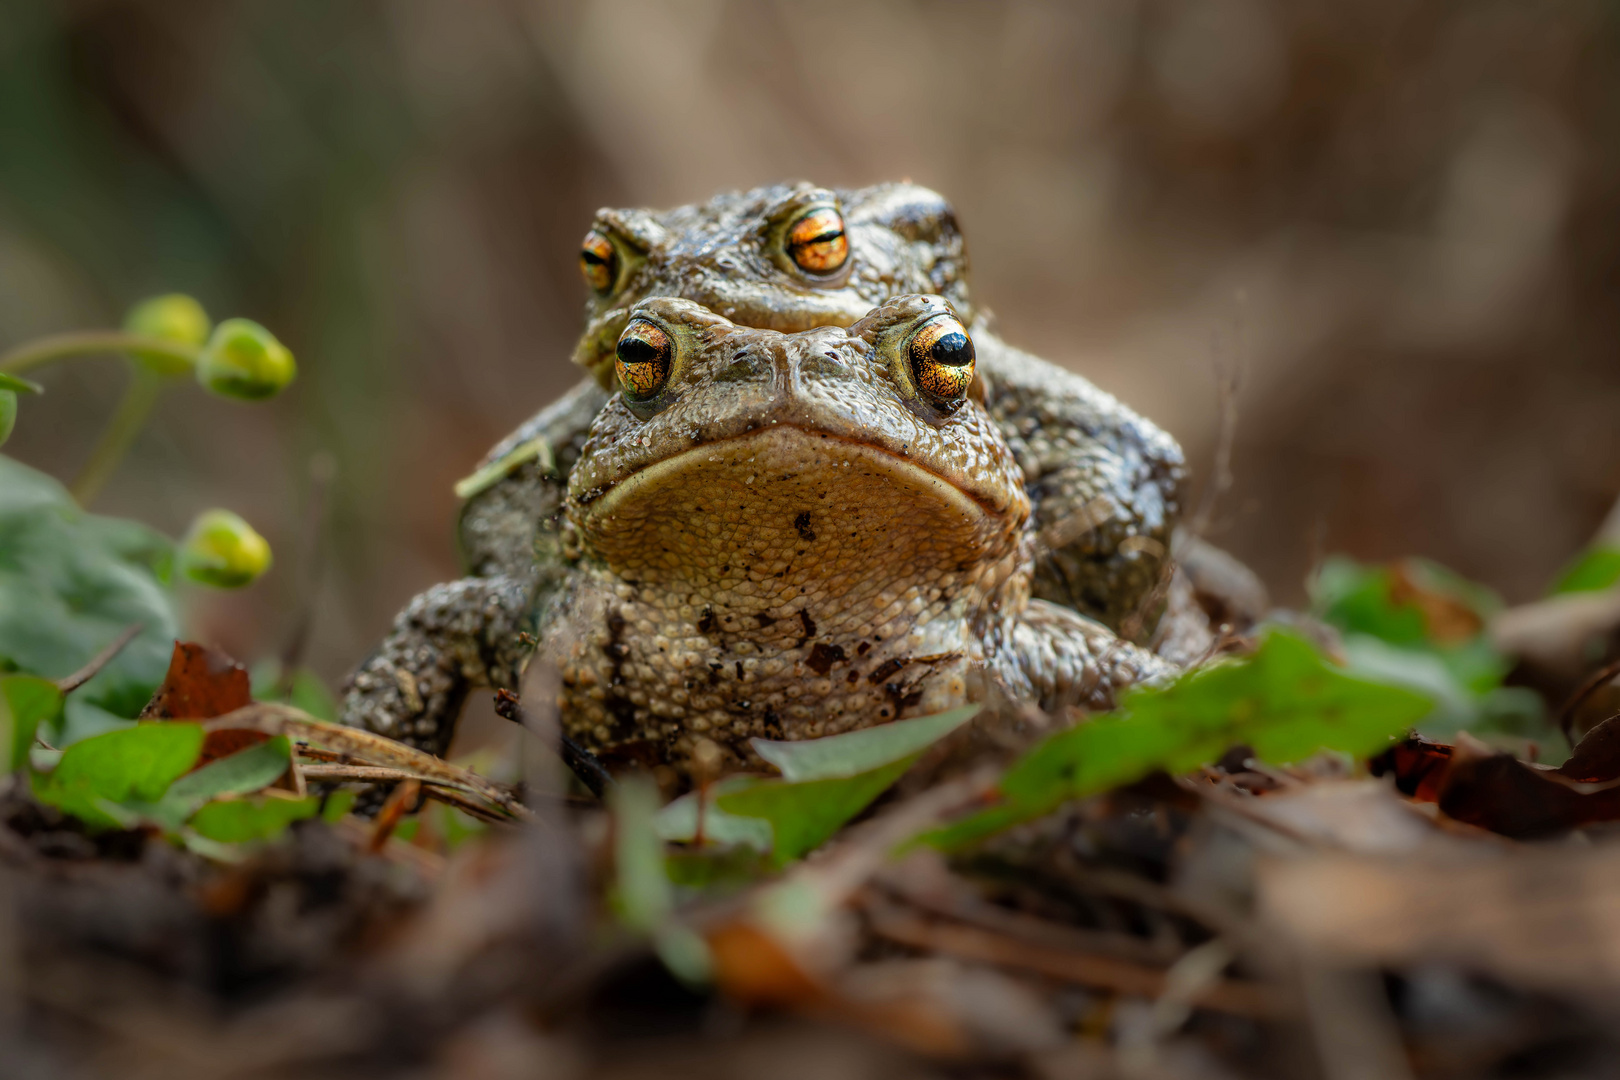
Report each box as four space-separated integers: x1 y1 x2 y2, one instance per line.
655 775 776 851
927 629 1434 850
0 456 179 736
32 722 203 830
0 373 43 395
188 795 318 843
320 788 357 823
752 705 979 781
613 775 672 932
1550 545 1620 596
1312 554 1514 698
717 757 917 865
703 706 980 866
168 736 291 803
0 674 62 771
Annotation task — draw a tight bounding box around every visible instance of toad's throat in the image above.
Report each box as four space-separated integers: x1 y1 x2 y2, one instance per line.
577 426 1019 605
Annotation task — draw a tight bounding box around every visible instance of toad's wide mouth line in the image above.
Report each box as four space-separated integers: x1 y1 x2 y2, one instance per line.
577 425 1005 525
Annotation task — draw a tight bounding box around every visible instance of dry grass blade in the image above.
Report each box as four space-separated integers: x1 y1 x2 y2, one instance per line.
204 703 533 823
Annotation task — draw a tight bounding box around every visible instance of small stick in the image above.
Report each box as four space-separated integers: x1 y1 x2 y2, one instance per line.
369 778 421 852
204 703 533 822
55 623 144 693
867 906 1283 1020
493 688 615 798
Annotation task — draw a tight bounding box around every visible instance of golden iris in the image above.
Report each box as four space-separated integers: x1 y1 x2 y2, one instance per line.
907 315 975 406
580 230 617 294
615 320 674 400
785 206 849 274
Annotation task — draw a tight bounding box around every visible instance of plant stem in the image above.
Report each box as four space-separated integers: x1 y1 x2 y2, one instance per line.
72 366 164 506
0 331 198 376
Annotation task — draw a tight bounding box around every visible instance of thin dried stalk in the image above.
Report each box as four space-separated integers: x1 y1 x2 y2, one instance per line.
205 703 533 822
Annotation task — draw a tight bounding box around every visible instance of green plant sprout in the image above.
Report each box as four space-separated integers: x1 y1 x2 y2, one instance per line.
0 293 296 505
0 295 295 746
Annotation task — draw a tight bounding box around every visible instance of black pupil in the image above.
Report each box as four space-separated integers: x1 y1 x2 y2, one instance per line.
799 228 842 247
929 331 973 367
618 334 663 365
582 249 609 266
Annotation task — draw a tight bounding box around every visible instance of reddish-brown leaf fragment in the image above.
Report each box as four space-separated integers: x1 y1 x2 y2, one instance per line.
1437 734 1620 839
1369 736 1454 803
1557 713 1620 783
140 640 267 767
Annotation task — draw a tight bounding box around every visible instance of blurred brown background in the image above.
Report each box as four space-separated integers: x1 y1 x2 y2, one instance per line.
4 0 1618 689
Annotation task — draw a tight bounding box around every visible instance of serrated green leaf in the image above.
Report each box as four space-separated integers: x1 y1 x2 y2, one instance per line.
751 705 979 781
32 722 203 830
1550 545 1620 596
926 629 1434 850
0 456 179 738
1 674 61 771
188 795 318 843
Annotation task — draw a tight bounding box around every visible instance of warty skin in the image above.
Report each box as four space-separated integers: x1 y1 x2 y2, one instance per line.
341 183 1186 764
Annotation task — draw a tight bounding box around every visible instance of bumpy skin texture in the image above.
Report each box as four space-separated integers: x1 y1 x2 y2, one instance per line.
558 296 1166 760
342 182 1186 760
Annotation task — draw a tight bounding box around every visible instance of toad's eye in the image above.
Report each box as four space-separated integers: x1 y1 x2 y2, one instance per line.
615 320 673 400
580 230 617 294
786 206 849 275
908 315 975 407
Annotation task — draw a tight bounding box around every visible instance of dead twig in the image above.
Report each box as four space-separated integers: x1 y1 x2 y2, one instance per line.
204 703 534 823
866 904 1283 1020
54 623 143 694
871 854 1182 966
297 763 526 824
369 779 421 852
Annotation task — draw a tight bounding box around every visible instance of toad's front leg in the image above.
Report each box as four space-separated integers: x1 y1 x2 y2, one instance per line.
977 334 1187 630
340 575 536 756
993 599 1175 713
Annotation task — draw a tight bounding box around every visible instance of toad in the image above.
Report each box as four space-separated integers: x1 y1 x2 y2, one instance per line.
342 183 1186 762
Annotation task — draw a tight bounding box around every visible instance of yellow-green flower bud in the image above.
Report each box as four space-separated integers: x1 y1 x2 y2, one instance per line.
179 509 272 588
123 294 211 376
196 319 296 401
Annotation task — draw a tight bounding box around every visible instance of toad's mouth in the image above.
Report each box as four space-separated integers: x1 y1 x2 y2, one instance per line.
580 425 995 521
575 426 1021 597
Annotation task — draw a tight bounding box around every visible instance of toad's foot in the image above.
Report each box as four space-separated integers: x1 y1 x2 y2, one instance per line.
995 599 1175 712
340 575 535 756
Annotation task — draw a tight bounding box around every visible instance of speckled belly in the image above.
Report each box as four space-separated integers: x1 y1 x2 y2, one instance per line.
553 426 1029 761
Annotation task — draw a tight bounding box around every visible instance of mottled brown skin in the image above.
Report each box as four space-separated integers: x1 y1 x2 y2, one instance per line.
568 296 1164 761
342 182 1186 762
